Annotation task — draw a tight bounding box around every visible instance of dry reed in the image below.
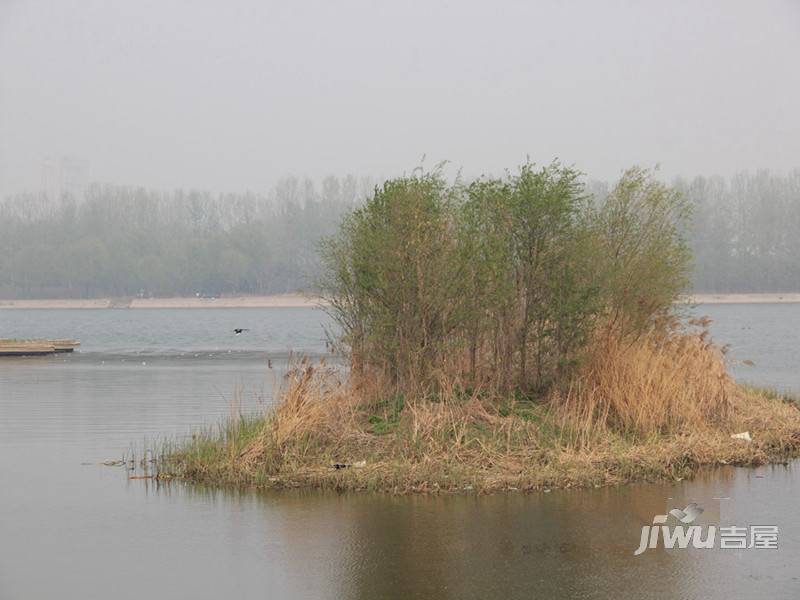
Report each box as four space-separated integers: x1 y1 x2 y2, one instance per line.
164 328 800 493
551 326 734 444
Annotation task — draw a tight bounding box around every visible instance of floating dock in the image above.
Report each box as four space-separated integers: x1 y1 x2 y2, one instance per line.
0 339 80 356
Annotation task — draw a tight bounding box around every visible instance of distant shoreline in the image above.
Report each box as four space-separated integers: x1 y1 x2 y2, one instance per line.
684 293 800 304
2 292 800 309
0 293 325 309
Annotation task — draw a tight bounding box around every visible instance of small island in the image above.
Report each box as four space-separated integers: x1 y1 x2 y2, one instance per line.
162 164 800 492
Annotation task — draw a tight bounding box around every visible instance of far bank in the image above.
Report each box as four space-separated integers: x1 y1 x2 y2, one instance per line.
4 292 800 310
0 293 323 309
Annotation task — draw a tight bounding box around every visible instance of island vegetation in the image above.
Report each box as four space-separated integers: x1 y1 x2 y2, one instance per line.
161 163 800 492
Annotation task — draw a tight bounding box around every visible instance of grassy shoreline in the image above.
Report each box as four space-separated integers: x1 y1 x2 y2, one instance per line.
159 377 800 494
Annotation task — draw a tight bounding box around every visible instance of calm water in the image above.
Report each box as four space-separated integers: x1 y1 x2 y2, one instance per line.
1 305 799 599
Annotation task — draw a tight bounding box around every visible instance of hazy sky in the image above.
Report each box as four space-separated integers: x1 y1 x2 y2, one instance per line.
1 0 798 195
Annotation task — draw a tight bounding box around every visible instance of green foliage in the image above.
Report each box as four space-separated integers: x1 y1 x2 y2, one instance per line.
321 172 461 384
368 394 405 434
322 162 692 399
459 162 601 391
592 167 692 331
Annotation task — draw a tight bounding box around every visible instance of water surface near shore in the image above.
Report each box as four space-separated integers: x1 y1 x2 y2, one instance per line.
1 304 799 599
0 306 331 356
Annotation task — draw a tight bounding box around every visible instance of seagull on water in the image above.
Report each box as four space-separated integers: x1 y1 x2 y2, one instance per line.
234 328 249 335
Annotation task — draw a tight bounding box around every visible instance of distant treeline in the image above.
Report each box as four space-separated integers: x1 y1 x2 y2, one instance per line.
682 170 800 292
0 176 371 298
0 169 798 298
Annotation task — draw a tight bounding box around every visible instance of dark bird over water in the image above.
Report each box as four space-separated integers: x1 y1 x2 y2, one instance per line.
234 328 249 335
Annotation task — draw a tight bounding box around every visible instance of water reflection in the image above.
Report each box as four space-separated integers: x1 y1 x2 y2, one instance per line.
134 463 799 599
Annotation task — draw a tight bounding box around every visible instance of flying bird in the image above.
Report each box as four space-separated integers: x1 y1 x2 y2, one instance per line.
234 328 249 335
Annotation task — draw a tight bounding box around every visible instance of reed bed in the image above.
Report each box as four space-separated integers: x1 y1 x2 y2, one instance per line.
163 331 800 493
551 325 734 444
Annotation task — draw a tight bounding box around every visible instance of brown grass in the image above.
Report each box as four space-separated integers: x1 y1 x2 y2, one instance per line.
164 331 800 493
551 325 733 444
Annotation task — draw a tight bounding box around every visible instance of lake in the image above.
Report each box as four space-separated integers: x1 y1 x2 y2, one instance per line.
1 304 799 599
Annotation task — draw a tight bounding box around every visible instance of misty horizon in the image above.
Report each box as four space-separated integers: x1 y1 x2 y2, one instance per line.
2 0 799 196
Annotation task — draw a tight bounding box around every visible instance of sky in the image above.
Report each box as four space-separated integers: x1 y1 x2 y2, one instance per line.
1 0 799 195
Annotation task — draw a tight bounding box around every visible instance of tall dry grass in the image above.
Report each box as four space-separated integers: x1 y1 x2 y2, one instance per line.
551 325 733 444
237 328 731 465
239 360 340 469
166 326 800 493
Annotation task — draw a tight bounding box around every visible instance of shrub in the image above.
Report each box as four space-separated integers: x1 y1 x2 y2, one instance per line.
321 163 692 403
320 173 459 390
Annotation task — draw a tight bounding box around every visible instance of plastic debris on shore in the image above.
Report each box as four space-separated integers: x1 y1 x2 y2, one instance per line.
332 460 367 470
